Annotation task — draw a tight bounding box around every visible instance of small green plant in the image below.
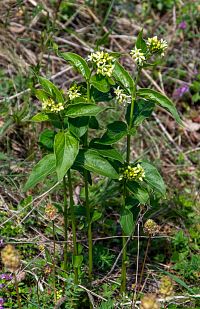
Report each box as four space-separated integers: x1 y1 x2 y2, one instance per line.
24 30 182 298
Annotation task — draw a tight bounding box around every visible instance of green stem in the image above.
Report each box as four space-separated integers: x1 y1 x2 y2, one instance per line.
67 169 78 284
138 236 151 290
85 80 93 282
52 220 57 303
84 168 93 282
14 272 22 309
121 68 142 293
63 176 68 271
120 182 127 293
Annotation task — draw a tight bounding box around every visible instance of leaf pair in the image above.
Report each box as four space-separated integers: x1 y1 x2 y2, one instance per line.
24 131 79 191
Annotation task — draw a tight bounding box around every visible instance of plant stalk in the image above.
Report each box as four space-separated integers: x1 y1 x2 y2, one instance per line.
63 176 68 271
14 272 22 309
121 68 141 293
120 182 127 293
84 80 93 282
52 220 57 303
138 236 151 290
67 169 78 284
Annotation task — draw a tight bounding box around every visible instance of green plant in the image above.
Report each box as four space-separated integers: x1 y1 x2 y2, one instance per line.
23 30 181 296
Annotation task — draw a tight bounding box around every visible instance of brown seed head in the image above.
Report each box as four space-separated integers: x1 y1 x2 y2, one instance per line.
45 203 57 220
144 219 159 236
140 294 160 309
1 245 20 272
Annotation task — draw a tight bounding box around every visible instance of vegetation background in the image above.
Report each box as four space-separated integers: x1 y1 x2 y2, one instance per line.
0 0 199 308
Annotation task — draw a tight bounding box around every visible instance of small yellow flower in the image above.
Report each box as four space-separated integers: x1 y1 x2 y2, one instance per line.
119 164 145 182
114 86 130 105
56 289 63 300
88 51 115 77
42 98 64 113
68 84 81 100
130 47 146 65
147 36 168 56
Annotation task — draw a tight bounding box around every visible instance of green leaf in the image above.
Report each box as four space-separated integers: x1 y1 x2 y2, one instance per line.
90 142 124 163
91 87 113 103
84 150 119 179
113 61 135 95
0 152 7 160
97 300 114 309
127 181 149 204
120 208 135 236
39 129 55 150
91 211 102 223
35 89 49 102
89 116 99 129
90 75 110 93
24 154 56 191
68 116 89 138
54 131 79 181
65 103 107 118
73 255 83 268
38 77 64 103
136 29 147 53
137 88 182 125
97 121 127 145
126 99 155 127
141 161 166 195
31 112 49 122
60 52 90 80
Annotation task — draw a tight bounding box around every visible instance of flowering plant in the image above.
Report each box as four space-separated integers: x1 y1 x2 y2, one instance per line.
24 30 182 294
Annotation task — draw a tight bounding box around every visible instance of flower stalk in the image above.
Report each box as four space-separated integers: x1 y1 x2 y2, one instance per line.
67 169 78 284
63 176 68 271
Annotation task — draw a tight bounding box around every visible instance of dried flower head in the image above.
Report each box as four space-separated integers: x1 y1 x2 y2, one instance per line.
147 36 168 56
45 203 57 220
114 86 130 105
44 264 52 275
140 294 160 309
130 47 146 65
88 51 115 77
68 84 81 100
144 219 159 236
159 276 173 297
42 98 64 113
119 164 145 182
1 245 20 272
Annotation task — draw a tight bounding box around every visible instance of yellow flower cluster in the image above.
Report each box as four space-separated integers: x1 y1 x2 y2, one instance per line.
130 47 146 65
140 294 160 309
159 276 173 297
68 84 81 100
144 219 159 236
114 86 130 105
119 164 145 181
1 245 21 272
42 98 64 113
88 51 115 77
147 36 168 56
